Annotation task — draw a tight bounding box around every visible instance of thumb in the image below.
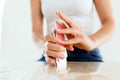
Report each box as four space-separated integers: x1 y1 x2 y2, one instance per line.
64 45 74 51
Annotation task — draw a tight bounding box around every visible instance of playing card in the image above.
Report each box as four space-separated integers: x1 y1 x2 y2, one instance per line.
54 20 67 70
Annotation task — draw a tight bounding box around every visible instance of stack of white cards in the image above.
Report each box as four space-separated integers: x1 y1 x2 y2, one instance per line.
55 21 67 71
56 50 67 72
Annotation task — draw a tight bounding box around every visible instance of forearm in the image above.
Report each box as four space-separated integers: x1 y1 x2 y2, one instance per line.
90 0 115 48
30 0 45 41
74 0 115 51
89 19 115 47
74 20 115 51
32 18 46 42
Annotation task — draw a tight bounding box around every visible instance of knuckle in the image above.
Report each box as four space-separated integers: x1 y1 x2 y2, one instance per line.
56 53 60 58
45 35 51 41
70 28 74 31
72 29 78 35
58 47 62 51
51 37 55 42
73 30 78 34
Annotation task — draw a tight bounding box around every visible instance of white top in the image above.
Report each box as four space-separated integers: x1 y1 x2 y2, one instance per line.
41 0 94 35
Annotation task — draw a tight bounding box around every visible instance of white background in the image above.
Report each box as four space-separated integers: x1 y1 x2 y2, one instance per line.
0 0 120 66
0 0 5 47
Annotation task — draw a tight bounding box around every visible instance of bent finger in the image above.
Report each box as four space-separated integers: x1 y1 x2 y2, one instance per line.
56 11 75 28
47 57 55 65
64 45 74 51
46 50 65 59
47 42 66 52
45 34 63 43
61 38 81 45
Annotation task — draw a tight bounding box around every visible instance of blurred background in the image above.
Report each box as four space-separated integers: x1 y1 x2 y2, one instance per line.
0 0 120 66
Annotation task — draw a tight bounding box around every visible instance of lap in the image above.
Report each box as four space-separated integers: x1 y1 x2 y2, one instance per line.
38 47 103 62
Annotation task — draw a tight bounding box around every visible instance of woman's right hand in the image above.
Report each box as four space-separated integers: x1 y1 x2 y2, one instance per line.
44 34 73 64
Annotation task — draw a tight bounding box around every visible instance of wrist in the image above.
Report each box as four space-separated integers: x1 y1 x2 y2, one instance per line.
74 37 97 51
32 33 47 54
87 36 98 51
32 32 46 42
83 34 97 51
32 33 46 45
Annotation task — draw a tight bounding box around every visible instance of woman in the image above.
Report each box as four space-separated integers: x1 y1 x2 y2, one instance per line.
30 0 115 64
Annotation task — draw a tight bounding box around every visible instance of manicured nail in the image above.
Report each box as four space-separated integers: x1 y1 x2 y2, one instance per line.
49 60 54 64
56 11 59 15
56 11 59 13
56 11 61 17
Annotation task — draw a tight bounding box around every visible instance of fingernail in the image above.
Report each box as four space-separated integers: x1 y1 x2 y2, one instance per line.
56 11 59 15
56 11 61 17
50 60 55 64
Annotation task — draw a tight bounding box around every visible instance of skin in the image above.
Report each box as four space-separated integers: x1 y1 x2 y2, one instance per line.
30 0 45 41
30 0 115 64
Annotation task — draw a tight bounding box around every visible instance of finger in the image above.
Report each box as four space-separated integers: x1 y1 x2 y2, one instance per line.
56 28 76 35
62 22 75 39
46 50 65 59
62 23 67 29
56 20 67 29
61 38 81 45
56 11 75 28
56 11 73 27
47 42 66 52
62 22 69 29
65 45 74 51
45 34 63 43
47 57 55 65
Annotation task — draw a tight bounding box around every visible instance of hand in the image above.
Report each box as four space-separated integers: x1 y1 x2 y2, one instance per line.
44 11 97 64
45 34 74 65
56 11 97 51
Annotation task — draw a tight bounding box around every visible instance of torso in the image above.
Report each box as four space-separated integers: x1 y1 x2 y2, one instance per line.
41 0 94 35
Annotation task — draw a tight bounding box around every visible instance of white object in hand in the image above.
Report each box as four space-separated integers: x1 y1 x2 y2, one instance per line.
55 21 67 71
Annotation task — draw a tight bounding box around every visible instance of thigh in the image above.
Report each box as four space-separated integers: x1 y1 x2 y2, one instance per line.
67 47 103 62
38 47 103 62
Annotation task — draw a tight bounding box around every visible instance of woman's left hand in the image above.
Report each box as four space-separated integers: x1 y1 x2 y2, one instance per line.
56 11 97 51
